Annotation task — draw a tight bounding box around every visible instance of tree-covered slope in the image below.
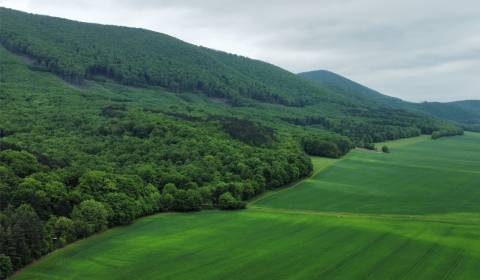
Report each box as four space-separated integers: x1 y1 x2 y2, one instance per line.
0 7 345 106
299 70 480 128
0 8 455 142
299 70 405 107
413 100 480 125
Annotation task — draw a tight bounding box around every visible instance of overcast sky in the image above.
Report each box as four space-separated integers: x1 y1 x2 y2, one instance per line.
1 0 479 102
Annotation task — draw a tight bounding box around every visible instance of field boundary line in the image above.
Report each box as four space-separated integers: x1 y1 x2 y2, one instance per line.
362 237 413 279
248 206 480 226
442 253 465 280
399 243 439 280
318 233 390 278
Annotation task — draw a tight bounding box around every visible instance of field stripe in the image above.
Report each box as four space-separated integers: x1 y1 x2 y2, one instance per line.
318 233 390 278
398 243 439 280
442 253 465 280
249 207 480 226
352 158 480 175
361 237 413 279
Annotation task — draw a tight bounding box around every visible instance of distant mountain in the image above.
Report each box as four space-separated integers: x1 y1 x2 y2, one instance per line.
413 100 480 124
299 70 480 128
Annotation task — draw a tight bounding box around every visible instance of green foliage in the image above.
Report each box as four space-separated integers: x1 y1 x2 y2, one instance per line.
381 145 390 153
301 134 353 158
221 118 275 146
0 254 13 280
104 193 138 226
0 205 47 269
76 171 118 200
0 150 40 177
463 123 480 132
218 192 246 210
46 216 76 248
159 193 175 211
363 143 376 150
71 200 109 237
162 183 177 195
172 189 202 212
284 109 433 145
431 128 464 140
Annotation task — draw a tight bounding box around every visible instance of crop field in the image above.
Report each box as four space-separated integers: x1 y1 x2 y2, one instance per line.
255 132 480 215
12 133 480 280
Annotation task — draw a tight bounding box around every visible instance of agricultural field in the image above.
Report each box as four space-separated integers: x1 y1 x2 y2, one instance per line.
12 133 480 280
255 132 480 215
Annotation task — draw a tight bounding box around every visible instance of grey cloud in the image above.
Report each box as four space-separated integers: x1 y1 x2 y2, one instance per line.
1 0 479 101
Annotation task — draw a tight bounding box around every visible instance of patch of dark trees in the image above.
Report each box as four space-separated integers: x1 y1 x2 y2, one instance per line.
301 134 354 158
220 118 275 147
431 128 464 139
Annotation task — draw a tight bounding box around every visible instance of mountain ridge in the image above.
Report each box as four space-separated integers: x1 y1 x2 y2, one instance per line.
299 70 480 128
0 7 338 106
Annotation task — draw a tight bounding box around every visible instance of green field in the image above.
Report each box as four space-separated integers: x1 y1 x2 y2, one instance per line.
255 133 480 215
12 133 480 280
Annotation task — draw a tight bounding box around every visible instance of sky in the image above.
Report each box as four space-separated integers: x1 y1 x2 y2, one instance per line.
1 0 479 102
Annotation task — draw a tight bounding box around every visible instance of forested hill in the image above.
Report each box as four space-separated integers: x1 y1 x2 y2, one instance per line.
299 70 480 129
414 100 480 127
0 8 456 140
298 70 405 107
0 7 344 106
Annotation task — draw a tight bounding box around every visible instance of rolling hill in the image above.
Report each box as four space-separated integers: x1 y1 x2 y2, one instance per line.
414 100 480 126
299 70 480 128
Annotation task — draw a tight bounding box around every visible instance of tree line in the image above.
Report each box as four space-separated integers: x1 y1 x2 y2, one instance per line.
431 128 464 139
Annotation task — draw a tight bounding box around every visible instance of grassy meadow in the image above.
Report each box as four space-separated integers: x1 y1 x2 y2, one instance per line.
12 133 480 280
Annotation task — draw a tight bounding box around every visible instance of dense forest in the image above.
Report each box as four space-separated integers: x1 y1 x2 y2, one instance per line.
0 8 469 278
431 128 465 139
0 8 342 106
